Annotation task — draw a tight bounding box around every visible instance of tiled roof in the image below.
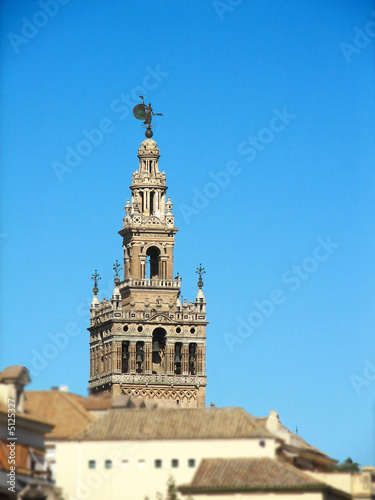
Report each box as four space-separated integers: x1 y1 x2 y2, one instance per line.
179 457 326 493
74 406 274 441
0 404 54 430
24 391 95 440
0 365 30 384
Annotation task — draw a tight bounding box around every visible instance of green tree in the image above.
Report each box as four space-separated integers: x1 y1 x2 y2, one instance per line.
154 476 193 500
328 457 360 472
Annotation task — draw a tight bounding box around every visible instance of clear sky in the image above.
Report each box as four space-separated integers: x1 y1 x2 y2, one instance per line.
1 0 374 466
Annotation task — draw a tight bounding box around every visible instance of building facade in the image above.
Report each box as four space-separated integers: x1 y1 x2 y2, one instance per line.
55 407 277 500
88 137 208 407
0 366 59 499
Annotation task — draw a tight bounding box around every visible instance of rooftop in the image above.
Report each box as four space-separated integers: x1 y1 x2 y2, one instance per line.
74 406 275 441
179 457 346 494
24 390 95 440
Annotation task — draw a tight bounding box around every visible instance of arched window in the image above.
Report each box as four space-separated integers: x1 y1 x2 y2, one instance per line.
152 327 166 374
136 341 144 373
122 341 129 373
175 342 183 375
189 343 196 375
146 246 160 279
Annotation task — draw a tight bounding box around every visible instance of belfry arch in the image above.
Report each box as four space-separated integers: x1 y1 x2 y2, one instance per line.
146 246 161 279
152 327 167 374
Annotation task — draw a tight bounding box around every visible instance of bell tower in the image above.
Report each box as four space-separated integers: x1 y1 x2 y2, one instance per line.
88 108 208 407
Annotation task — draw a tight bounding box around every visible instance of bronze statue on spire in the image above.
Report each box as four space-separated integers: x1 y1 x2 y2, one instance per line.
133 96 163 138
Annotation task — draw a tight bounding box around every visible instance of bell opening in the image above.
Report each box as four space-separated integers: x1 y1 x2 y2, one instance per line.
152 327 166 373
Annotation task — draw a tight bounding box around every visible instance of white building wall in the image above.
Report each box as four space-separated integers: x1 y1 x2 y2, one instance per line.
55 438 276 500
179 493 324 500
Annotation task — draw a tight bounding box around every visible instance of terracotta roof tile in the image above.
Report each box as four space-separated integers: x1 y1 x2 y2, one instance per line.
180 457 326 492
24 391 95 440
0 406 54 431
75 406 274 441
0 365 30 384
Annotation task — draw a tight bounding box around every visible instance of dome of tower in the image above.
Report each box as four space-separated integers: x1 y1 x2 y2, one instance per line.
138 139 159 156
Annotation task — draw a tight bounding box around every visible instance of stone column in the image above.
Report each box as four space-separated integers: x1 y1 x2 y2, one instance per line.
144 342 152 374
197 345 204 375
115 343 122 373
166 344 175 375
98 347 102 374
93 348 97 374
182 344 189 375
160 192 165 215
129 342 136 374
90 350 94 378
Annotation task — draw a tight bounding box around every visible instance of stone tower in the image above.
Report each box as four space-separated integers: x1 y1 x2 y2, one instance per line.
88 137 208 407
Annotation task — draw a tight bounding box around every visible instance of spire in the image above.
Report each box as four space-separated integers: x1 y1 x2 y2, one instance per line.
113 259 121 286
91 270 100 307
111 260 122 310
112 260 122 299
195 263 206 302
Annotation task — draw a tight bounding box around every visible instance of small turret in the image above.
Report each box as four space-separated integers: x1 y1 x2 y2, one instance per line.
111 260 122 311
195 264 206 313
90 270 101 317
124 199 131 215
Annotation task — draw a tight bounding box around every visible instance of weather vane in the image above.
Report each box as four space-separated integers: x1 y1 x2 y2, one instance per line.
113 260 122 285
133 96 163 138
91 270 101 294
196 263 206 289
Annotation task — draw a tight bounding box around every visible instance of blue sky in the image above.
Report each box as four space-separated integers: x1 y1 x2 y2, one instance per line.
1 0 374 466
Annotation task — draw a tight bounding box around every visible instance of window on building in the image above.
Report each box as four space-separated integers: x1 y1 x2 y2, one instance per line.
88 460 96 469
105 460 112 469
155 459 162 468
121 460 129 469
138 459 145 469
188 459 196 468
171 459 179 468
